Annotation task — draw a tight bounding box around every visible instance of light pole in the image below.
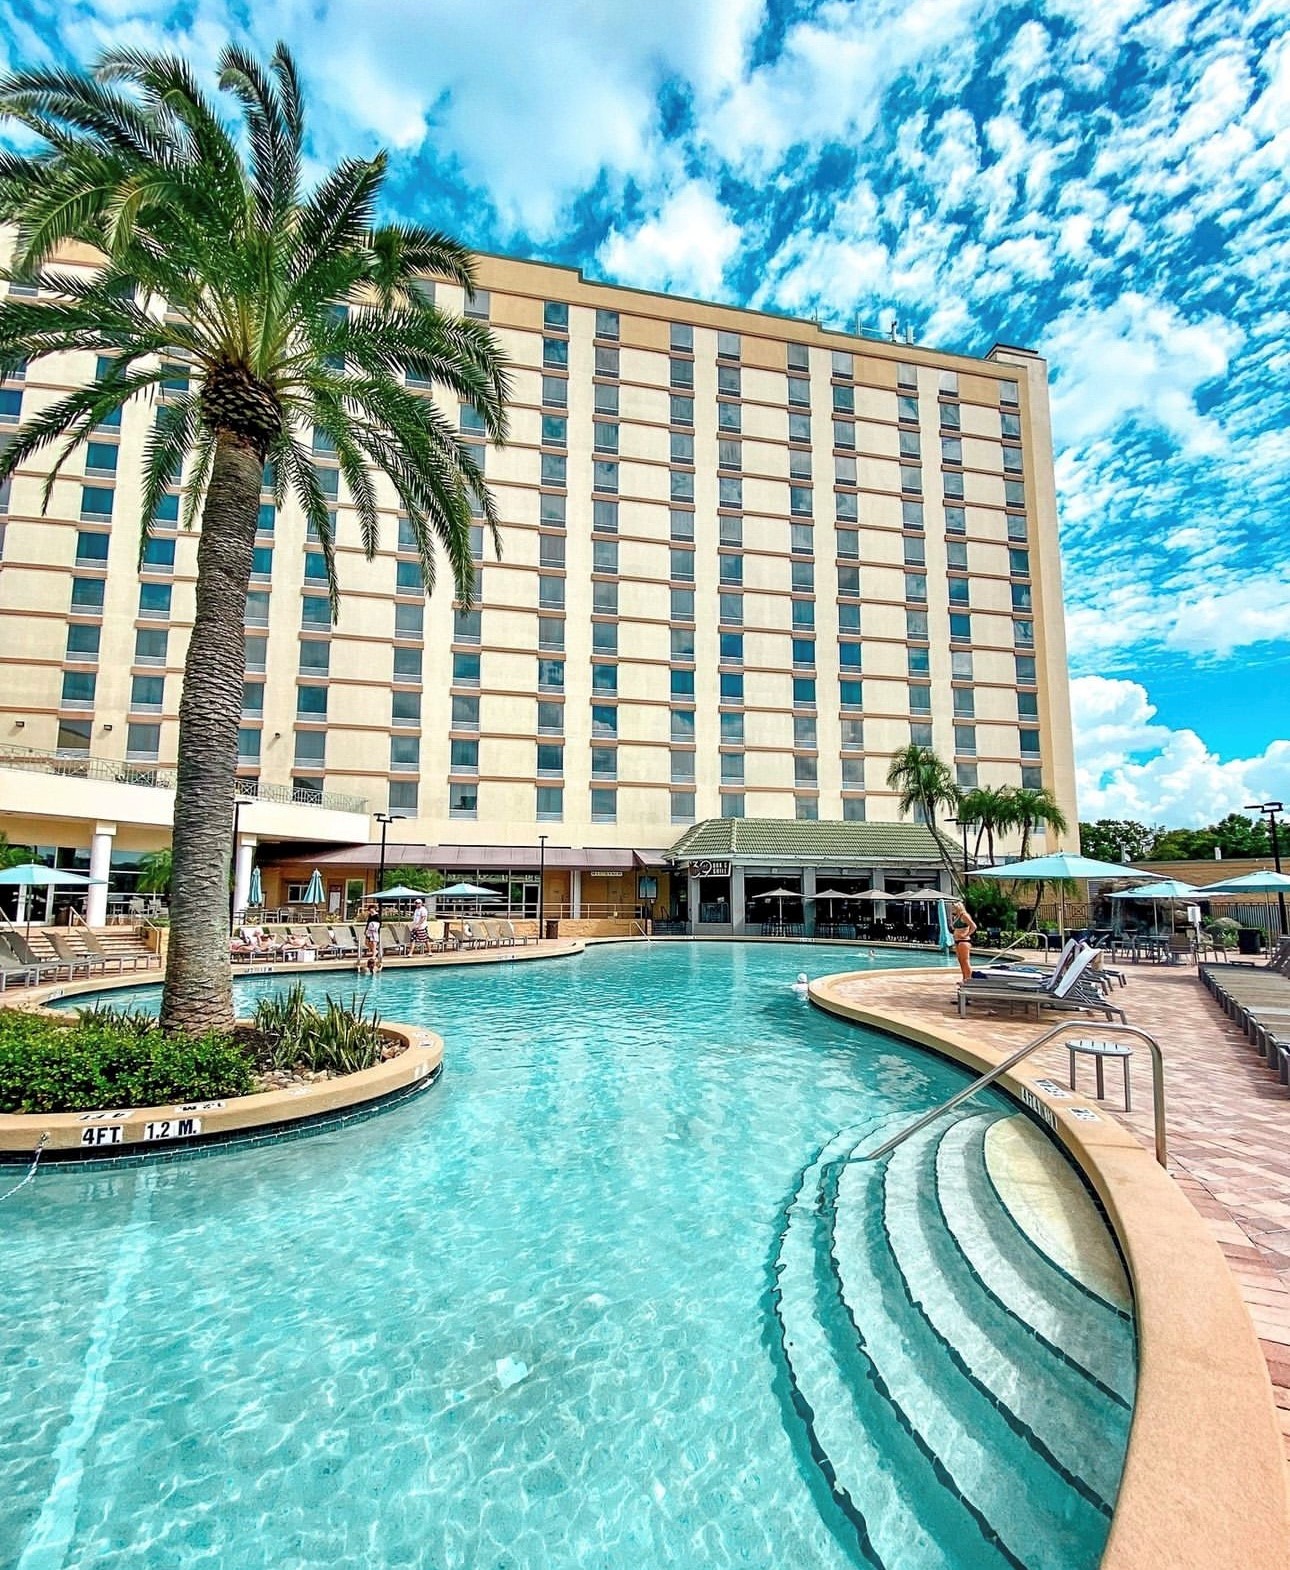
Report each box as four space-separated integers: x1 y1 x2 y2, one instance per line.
537 833 547 940
374 812 404 899
947 816 970 893
1245 801 1287 933
229 795 245 933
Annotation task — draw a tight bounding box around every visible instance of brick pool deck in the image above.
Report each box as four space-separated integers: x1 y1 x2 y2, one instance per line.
823 959 1290 1463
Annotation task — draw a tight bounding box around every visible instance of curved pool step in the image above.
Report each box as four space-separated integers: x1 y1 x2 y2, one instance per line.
832 1112 1114 1570
882 1118 1130 1513
935 1115 1136 1406
774 1122 1009 1570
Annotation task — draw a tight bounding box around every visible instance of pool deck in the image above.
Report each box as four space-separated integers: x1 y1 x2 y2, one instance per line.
818 960 1290 1465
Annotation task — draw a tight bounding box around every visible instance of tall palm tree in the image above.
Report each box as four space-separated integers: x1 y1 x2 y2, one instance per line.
0 46 509 1035
886 743 962 888
136 848 173 896
956 784 1017 866
1009 787 1070 860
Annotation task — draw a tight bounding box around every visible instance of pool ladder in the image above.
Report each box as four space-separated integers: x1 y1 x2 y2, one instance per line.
862 1021 1168 1167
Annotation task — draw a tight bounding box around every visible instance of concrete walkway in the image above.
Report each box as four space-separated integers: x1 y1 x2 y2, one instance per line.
820 960 1290 1463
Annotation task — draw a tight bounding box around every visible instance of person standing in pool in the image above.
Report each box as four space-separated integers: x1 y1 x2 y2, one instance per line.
360 908 383 975
950 900 977 981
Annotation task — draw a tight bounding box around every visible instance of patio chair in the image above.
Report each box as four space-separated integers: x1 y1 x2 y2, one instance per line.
47 929 125 976
386 923 410 954
958 945 1126 1022
0 933 55 989
307 924 342 957
4 929 87 982
331 925 361 957
80 928 152 971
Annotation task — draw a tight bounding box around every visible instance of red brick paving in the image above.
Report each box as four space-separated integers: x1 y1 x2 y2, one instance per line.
826 959 1290 1462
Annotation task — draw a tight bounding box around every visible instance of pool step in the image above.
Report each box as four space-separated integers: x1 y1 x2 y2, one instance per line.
774 1103 1134 1570
774 1121 1006 1570
934 1115 1136 1406
881 1117 1129 1512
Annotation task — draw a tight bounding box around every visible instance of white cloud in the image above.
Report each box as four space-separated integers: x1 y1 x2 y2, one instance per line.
1072 675 1290 824
598 181 742 298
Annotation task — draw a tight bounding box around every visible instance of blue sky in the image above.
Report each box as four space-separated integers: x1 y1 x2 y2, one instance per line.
3 0 1287 826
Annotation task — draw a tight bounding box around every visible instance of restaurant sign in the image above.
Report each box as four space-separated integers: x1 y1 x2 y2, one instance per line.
689 860 731 877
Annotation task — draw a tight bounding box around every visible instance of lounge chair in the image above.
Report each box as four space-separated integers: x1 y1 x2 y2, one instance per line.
4 929 87 982
308 924 342 957
958 944 1126 1022
331 925 361 957
386 922 410 955
80 927 153 971
47 929 125 976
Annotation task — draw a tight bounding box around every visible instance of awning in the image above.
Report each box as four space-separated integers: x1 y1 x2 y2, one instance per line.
262 843 671 872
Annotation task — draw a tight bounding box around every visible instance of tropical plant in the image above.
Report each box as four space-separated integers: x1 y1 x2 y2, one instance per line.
1008 787 1070 860
135 847 173 894
0 46 509 1037
963 879 1017 931
955 785 1019 866
250 982 386 1075
0 833 31 870
885 743 962 888
381 866 443 894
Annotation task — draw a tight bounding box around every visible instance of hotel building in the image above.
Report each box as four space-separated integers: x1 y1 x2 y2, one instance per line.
0 242 1076 930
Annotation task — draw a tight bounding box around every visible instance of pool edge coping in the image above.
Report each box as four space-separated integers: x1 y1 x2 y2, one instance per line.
809 967 1290 1570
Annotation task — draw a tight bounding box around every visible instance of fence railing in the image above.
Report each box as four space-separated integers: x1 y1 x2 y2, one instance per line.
0 743 367 815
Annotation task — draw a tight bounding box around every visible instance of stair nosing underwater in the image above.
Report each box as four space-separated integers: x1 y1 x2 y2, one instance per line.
833 1113 1111 1570
935 1114 1136 1409
883 1119 1124 1513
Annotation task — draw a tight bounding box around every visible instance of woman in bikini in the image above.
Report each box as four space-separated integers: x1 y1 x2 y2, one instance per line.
950 900 977 981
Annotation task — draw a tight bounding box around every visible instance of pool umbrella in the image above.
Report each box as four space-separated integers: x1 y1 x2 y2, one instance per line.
813 888 854 922
752 885 800 922
434 882 505 900
974 852 1163 942
1199 869 1290 937
0 863 105 938
1108 878 1200 939
371 884 426 901
937 897 954 952
902 888 955 901
247 864 263 907
302 868 325 909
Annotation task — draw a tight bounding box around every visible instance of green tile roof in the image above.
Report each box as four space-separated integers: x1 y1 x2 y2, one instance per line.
666 818 954 865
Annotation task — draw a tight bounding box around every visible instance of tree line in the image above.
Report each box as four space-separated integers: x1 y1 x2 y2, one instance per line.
1078 815 1277 863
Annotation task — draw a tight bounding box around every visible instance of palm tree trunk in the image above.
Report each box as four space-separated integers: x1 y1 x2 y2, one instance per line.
925 805 963 893
159 435 261 1035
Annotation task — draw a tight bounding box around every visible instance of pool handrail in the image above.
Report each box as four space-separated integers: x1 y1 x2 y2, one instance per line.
862 1020 1167 1167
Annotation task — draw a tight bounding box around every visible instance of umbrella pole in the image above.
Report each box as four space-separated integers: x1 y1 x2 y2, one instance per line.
1058 884 1066 943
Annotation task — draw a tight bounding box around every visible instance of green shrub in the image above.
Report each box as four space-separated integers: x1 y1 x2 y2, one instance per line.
250 984 387 1076
964 881 1018 930
0 1011 255 1114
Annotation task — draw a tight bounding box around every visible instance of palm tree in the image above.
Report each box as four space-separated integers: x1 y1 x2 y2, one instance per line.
1009 787 1070 860
136 848 172 895
0 833 31 870
955 785 1017 867
0 47 509 1035
886 743 962 888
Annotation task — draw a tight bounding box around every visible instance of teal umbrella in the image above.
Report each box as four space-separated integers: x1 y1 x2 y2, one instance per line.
302 868 325 907
1200 869 1290 937
434 882 504 901
975 852 1162 940
0 863 105 937
937 897 953 952
1108 879 1200 939
371 884 425 901
248 865 263 906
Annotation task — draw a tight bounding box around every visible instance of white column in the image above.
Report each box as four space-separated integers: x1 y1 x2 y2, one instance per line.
802 866 817 936
234 836 257 918
730 866 747 935
571 868 582 920
87 823 115 927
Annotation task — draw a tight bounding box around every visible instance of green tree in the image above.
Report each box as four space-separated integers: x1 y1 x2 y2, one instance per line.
1008 786 1070 860
957 785 1018 865
886 743 962 887
1079 818 1157 862
0 47 509 1035
135 848 173 894
0 833 31 870
380 867 443 894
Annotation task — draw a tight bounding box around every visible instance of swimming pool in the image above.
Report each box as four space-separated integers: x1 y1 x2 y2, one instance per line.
5 942 1134 1568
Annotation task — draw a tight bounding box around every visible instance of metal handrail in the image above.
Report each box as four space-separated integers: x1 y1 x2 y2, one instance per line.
862 1020 1168 1167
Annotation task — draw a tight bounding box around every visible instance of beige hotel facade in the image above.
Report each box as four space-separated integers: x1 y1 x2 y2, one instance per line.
0 237 1076 925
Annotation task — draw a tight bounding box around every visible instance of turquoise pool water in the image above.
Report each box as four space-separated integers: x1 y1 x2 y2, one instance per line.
5 943 1132 1569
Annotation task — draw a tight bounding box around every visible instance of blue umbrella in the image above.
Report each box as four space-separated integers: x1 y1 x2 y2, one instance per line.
937 898 953 952
248 865 263 906
302 868 325 908
0 863 105 937
975 852 1162 940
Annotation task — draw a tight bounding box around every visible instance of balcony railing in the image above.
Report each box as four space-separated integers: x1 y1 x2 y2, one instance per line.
0 742 368 813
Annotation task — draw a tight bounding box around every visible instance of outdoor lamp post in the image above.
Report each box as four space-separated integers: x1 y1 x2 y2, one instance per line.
374 812 404 898
1245 801 1288 931
537 833 548 939
947 817 970 892
229 795 245 933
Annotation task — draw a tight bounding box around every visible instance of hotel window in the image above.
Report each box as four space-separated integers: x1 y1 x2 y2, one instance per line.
590 788 617 824
1007 514 1028 541
448 652 476 685
902 536 925 566
392 736 421 773
1018 691 1039 720
464 289 490 320
539 534 566 570
718 364 741 396
833 418 855 450
835 491 858 522
1015 654 1037 684
1001 411 1022 437
898 395 919 423
840 680 863 710
672 588 695 621
1021 765 1043 790
670 357 694 389
719 439 742 472
1005 480 1026 507
671 509 696 542
939 369 959 395
908 647 930 676
536 700 562 735
839 641 862 672
671 668 696 699
0 388 22 423
837 528 860 560
793 677 818 708
396 561 424 593
541 375 567 408
138 582 171 619
669 751 695 785
536 743 563 777
840 718 864 750
909 685 932 714
670 469 694 503
910 721 933 747
236 727 261 761
905 572 928 602
392 691 421 727
794 756 818 787
790 599 813 630
718 592 742 626
838 602 861 632
946 540 968 570
1000 379 1019 406
899 429 921 459
593 500 619 533
902 501 924 532
1009 548 1031 576
594 421 619 455
789 411 812 443
720 794 744 819
900 465 922 494
671 709 696 742
794 715 817 748
591 747 616 780
81 486 114 520
719 476 743 507
787 342 810 370
721 712 745 744
831 384 854 414
296 684 328 719
449 784 478 819
395 602 423 638
670 322 694 352
671 792 696 823
670 548 695 583
830 349 854 379
670 394 693 425
943 472 965 500
671 431 695 464
789 449 812 480
591 705 618 738
948 577 970 607
721 673 746 703
950 613 972 643
719 554 743 586
787 375 810 407
953 688 975 718
591 663 618 695
945 506 966 535
941 437 963 464
151 493 180 528
940 401 961 431
834 455 857 484
837 566 861 597
541 414 567 447
790 486 813 518
85 441 118 477
720 753 745 785
131 674 165 711
303 551 328 583
792 638 815 670
542 337 568 370
790 522 812 553
951 650 973 679
293 730 326 768
538 617 564 652
61 670 96 707
540 493 566 527
543 301 569 331
593 539 618 575
540 453 566 487
301 596 330 630
596 308 620 340
842 797 866 822
126 722 161 760
75 530 110 566
719 401 741 432
460 405 486 436
671 627 695 661
956 763 978 790
720 632 744 666
954 725 976 755
389 782 418 814
1012 583 1033 611
67 623 102 661
593 460 618 494
789 559 813 592
538 658 565 692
